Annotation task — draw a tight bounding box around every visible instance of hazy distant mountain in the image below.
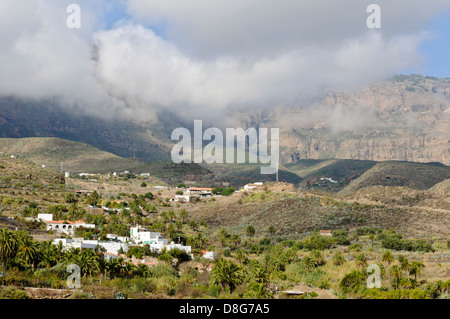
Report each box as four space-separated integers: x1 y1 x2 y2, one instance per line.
0 74 449 166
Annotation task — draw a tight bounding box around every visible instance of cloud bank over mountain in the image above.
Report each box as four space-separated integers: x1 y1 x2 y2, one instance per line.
0 0 449 122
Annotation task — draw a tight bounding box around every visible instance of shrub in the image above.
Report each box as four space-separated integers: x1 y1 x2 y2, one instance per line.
0 287 30 299
339 270 367 294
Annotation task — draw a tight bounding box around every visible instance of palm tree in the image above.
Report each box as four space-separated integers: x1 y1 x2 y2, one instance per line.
167 210 175 222
369 234 375 250
121 262 135 279
106 258 123 279
244 282 273 299
250 266 269 286
390 265 402 290
179 209 188 223
301 256 316 272
409 261 424 281
194 233 207 249
398 255 410 276
39 241 59 268
210 258 245 293
0 228 18 273
17 236 42 270
267 225 276 236
355 253 368 269
230 235 241 249
332 251 346 266
310 250 325 267
189 220 198 231
158 249 173 265
381 250 394 265
382 250 395 288
245 225 256 239
133 264 151 278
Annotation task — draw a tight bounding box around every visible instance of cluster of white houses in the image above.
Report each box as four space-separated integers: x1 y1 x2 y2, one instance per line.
40 212 198 259
171 183 264 203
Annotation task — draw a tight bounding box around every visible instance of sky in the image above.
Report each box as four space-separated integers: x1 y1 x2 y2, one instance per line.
0 0 449 122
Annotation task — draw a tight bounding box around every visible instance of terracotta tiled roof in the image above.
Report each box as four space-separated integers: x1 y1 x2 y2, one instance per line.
44 220 74 224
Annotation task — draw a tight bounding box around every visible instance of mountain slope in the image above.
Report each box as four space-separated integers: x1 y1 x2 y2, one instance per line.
339 161 450 194
0 137 212 185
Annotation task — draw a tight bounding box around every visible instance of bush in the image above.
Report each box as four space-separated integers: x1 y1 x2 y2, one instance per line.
339 270 367 294
209 284 222 298
144 192 154 200
223 248 231 257
0 287 30 299
222 187 235 196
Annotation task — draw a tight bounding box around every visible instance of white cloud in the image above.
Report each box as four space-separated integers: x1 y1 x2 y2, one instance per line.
0 0 448 122
92 24 425 118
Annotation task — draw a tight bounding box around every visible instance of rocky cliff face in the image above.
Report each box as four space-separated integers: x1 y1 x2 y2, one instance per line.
1 75 449 166
240 74 450 165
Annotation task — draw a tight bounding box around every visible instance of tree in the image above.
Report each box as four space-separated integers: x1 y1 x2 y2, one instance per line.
87 191 100 207
390 265 402 290
245 225 256 238
243 282 273 299
222 187 235 196
398 255 410 276
210 258 245 293
0 228 18 273
175 220 183 231
382 250 395 288
144 192 154 200
355 253 368 269
17 235 42 270
167 210 175 221
189 220 198 231
332 251 346 266
267 225 276 235
179 209 188 223
65 193 77 204
369 233 375 250
141 182 147 187
381 250 394 266
310 250 325 267
409 261 424 281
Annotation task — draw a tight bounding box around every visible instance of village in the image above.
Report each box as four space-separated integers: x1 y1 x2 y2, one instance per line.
22 176 271 267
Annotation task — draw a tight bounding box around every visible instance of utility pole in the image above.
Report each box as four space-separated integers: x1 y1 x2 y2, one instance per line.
60 162 63 174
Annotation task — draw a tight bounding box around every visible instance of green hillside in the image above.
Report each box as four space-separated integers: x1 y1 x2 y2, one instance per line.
340 161 450 194
0 137 211 185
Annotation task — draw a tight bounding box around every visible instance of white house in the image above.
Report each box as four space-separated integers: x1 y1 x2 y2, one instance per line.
45 220 95 235
202 251 218 261
244 182 264 191
172 195 191 203
130 225 191 255
130 226 166 245
52 238 129 254
187 187 213 195
37 214 53 222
